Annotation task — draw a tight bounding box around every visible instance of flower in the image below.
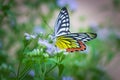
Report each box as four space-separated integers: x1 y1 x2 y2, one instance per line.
43 53 49 58
62 76 73 80
68 0 77 11
97 28 110 40
24 33 37 40
31 49 40 56
38 39 60 55
33 26 45 34
28 70 35 77
57 0 67 8
89 21 99 31
57 0 78 11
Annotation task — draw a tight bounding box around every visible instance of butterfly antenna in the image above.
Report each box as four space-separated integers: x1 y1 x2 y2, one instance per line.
39 15 53 35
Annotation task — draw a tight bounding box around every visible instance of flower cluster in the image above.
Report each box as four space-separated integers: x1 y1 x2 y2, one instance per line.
24 33 37 40
38 39 60 55
57 0 78 11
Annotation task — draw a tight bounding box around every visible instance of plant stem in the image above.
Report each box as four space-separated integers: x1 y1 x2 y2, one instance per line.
45 64 57 75
16 47 26 80
16 61 21 80
19 64 32 80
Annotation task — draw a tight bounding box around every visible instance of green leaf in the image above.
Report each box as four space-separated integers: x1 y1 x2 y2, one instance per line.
58 64 64 76
45 76 55 80
46 58 58 65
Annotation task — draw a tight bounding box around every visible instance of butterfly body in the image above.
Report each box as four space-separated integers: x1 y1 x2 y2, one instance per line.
53 7 97 52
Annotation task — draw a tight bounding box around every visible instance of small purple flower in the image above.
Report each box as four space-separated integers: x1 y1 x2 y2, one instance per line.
57 0 67 7
89 21 99 31
97 28 109 40
33 26 45 34
38 39 60 55
62 76 74 80
68 0 77 11
57 0 78 11
28 70 35 77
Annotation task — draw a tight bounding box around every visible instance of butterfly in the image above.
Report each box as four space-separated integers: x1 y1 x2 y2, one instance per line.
52 7 97 52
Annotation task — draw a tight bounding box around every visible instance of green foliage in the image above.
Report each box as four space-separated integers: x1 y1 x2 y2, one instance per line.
0 0 118 80
113 0 120 10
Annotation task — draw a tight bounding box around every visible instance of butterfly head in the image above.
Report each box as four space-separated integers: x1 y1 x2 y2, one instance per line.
49 34 56 40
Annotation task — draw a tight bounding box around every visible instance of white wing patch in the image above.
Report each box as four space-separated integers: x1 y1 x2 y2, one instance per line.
57 28 66 34
54 7 70 37
63 20 66 22
61 23 66 27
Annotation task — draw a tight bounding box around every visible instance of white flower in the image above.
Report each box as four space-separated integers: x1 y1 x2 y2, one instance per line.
43 53 49 58
38 39 61 55
26 48 40 56
30 34 37 39
24 33 37 40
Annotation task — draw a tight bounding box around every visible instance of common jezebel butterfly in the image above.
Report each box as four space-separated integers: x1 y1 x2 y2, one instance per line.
52 7 97 52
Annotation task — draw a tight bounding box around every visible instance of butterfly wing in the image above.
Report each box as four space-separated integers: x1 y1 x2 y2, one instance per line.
66 41 86 52
55 36 79 49
64 33 97 52
65 33 97 42
54 7 70 37
55 36 87 52
53 7 97 52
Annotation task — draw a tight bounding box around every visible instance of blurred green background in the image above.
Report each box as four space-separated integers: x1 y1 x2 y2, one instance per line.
0 0 120 80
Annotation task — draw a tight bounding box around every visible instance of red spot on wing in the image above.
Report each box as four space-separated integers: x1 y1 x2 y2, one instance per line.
66 41 86 52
